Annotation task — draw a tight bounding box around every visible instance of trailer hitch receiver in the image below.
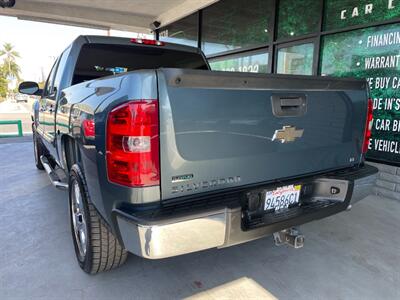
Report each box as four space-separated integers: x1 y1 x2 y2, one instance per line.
273 227 304 249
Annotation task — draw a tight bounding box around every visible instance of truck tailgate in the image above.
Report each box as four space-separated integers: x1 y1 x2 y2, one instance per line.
157 69 368 200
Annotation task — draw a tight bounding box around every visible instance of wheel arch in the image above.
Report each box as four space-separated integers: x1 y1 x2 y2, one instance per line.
61 134 80 174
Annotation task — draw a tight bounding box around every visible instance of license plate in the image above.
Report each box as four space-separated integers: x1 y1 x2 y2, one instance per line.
264 184 301 211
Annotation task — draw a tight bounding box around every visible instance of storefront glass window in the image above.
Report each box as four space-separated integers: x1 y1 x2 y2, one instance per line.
277 0 321 40
277 43 314 75
209 50 269 73
201 0 273 56
324 0 400 31
159 13 198 47
320 23 400 164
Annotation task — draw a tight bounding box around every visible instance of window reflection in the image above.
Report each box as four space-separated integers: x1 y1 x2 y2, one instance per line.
277 43 314 75
209 50 269 73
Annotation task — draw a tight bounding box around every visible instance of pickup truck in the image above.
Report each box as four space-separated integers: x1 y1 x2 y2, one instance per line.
19 35 378 274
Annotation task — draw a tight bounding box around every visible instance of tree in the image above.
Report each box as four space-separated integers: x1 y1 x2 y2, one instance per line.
0 42 21 81
0 66 7 99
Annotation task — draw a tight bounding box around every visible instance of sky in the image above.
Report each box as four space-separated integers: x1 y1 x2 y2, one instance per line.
0 16 152 82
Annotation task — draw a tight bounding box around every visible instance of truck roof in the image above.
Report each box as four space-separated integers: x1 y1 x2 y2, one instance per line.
70 35 202 55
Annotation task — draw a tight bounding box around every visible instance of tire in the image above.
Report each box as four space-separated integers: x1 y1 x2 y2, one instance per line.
69 164 128 274
33 130 44 170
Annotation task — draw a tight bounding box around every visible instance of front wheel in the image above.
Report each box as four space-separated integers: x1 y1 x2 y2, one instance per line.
69 165 128 274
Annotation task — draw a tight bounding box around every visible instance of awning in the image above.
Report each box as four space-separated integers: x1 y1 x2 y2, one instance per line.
0 0 218 33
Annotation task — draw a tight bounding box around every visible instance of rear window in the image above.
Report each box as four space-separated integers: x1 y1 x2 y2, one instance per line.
72 43 208 85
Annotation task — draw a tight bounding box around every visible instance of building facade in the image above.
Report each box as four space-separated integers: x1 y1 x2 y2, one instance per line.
156 0 400 198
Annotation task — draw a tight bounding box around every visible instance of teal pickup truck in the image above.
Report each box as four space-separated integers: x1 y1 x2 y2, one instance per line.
19 35 377 274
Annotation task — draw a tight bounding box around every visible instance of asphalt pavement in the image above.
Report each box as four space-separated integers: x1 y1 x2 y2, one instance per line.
0 141 399 300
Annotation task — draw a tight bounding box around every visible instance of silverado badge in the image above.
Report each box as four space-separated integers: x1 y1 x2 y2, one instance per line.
272 126 304 143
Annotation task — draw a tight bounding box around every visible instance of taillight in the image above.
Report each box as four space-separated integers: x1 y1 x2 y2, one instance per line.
106 100 159 187
362 98 373 154
130 38 165 46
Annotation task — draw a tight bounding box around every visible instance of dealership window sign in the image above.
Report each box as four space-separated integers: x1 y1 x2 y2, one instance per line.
321 23 400 164
324 0 400 30
322 0 400 165
340 0 396 19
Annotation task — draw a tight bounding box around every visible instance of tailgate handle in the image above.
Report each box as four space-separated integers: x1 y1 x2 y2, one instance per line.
280 97 303 108
271 94 307 117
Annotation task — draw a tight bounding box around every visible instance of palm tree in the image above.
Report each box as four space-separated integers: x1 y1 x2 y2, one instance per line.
0 43 21 80
0 66 8 98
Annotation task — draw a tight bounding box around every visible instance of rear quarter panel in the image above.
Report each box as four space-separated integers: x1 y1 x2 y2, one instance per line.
58 70 160 224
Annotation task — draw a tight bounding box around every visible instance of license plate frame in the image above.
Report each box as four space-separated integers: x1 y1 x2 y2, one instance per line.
264 184 302 212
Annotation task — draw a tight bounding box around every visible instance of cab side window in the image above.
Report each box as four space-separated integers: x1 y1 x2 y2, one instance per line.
53 49 70 100
43 58 59 98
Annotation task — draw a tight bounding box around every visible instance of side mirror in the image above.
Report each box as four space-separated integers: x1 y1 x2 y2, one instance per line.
19 81 41 95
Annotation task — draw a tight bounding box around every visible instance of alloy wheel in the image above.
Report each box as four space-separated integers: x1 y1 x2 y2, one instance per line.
71 180 88 261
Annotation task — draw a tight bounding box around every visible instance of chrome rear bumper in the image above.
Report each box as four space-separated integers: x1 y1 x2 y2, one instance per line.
116 209 227 259
114 165 378 259
116 206 294 259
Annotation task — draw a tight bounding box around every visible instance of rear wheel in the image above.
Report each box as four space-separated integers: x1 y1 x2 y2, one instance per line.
69 165 128 274
33 130 44 170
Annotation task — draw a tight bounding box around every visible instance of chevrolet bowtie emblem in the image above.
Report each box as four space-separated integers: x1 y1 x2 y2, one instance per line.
272 126 304 143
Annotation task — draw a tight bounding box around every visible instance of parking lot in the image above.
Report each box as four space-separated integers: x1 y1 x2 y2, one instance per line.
0 99 34 135
1 139 399 300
